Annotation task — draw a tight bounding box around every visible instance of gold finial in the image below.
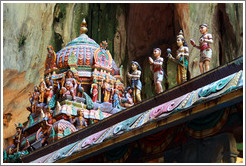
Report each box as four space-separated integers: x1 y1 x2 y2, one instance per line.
80 18 88 34
177 30 184 39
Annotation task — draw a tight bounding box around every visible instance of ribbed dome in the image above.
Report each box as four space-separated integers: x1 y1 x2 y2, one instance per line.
56 34 100 68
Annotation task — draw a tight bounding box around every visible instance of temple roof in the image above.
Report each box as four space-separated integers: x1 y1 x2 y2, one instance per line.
54 19 121 76
27 58 243 163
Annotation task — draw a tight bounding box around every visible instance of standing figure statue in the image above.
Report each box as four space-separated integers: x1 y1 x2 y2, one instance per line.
31 86 40 114
45 45 57 71
90 79 98 102
112 89 120 108
13 123 24 152
101 76 111 102
127 61 142 103
149 48 164 94
44 75 54 104
39 78 47 103
190 24 213 74
36 121 51 147
168 30 189 84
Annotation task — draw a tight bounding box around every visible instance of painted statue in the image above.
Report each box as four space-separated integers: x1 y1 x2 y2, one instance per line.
39 78 47 103
110 82 117 102
168 30 189 84
36 121 51 147
90 79 98 102
45 75 53 87
60 70 77 101
45 45 57 71
127 61 142 103
31 86 40 114
65 70 78 94
61 81 76 101
46 85 53 105
190 23 213 74
101 76 111 102
69 109 88 130
44 75 54 104
13 123 23 152
112 89 120 108
120 87 134 108
36 107 54 147
149 48 164 94
44 106 55 125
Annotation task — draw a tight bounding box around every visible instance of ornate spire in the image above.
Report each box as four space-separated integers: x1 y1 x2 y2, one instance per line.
80 18 88 34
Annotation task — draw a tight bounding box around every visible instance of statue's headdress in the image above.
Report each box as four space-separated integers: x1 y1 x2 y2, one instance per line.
177 30 184 39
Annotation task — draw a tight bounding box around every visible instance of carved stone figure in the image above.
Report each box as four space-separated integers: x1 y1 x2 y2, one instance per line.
127 61 142 103
149 48 164 94
190 24 213 74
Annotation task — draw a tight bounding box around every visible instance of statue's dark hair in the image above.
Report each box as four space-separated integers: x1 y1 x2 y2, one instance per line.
199 23 208 29
182 38 188 47
129 61 142 73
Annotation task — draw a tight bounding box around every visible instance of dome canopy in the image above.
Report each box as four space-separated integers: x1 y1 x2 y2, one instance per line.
45 19 122 83
56 34 100 68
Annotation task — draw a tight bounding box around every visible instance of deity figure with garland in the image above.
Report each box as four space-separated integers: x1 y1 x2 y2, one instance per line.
127 61 142 103
149 48 164 94
168 30 189 84
190 24 213 74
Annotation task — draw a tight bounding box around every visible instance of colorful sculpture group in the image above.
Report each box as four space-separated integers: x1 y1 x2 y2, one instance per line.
4 20 213 162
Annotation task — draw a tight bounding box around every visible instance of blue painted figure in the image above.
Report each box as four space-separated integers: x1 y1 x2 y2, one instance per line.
112 89 120 108
127 61 142 103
